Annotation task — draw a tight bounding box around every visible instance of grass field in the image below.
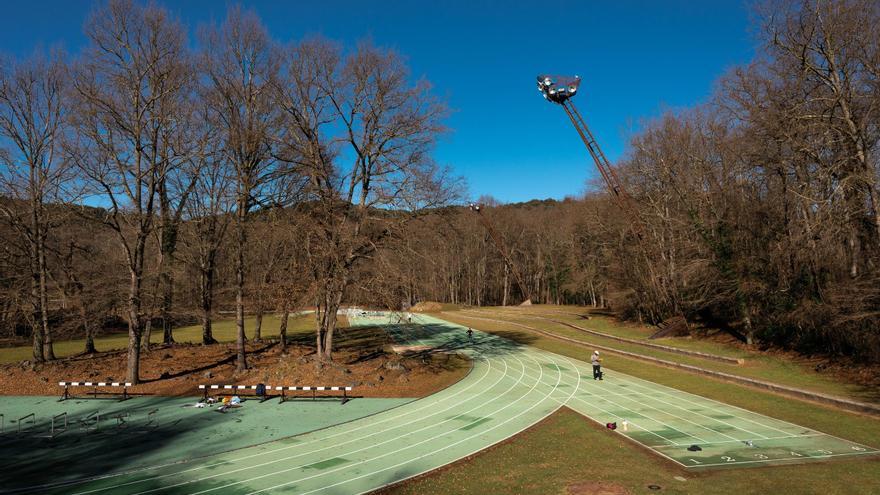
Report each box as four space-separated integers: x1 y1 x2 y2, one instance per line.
0 313 320 365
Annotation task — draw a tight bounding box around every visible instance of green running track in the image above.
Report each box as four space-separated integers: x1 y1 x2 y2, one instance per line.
1 314 877 494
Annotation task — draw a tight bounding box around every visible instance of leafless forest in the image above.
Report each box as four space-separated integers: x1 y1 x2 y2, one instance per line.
1 0 879 385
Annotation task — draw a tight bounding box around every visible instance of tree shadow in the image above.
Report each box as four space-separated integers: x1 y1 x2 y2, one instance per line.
139 343 277 383
0 397 257 493
381 321 537 359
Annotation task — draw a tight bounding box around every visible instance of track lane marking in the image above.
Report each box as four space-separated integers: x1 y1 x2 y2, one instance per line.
181 351 542 495
124 356 520 495
250 346 567 495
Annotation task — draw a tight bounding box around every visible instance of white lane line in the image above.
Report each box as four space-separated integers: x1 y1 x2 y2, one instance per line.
575 383 710 443
509 350 680 447
556 354 778 440
568 395 681 445
180 352 543 495
547 352 690 468
605 379 768 438
593 371 771 438
352 347 584 495
66 355 500 495
125 356 522 495
585 386 745 443
648 433 827 448
250 347 567 495
467 312 801 437
523 349 682 446
690 450 880 468
532 349 880 467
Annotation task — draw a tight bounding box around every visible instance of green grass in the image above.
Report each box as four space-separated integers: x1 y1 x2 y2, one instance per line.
382 407 880 495
447 307 877 404
0 314 320 365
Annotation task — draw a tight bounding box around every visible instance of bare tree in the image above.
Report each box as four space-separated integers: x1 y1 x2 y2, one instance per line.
199 7 285 370
68 0 191 383
0 51 70 362
276 39 458 362
180 116 233 346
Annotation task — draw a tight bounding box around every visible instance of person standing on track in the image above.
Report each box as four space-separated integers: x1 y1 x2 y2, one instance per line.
591 350 603 380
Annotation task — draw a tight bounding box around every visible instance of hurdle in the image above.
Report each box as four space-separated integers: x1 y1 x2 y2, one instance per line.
79 411 101 432
17 413 35 434
275 386 352 404
38 412 68 438
59 381 132 401
198 384 274 402
144 408 158 429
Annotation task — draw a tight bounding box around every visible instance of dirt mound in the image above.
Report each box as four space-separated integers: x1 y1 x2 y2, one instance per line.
411 301 443 312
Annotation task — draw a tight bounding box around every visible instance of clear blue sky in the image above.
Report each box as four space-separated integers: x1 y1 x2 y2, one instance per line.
1 1 755 203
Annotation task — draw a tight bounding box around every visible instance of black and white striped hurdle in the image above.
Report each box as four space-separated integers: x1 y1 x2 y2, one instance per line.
59 381 132 401
198 384 352 404
274 386 352 404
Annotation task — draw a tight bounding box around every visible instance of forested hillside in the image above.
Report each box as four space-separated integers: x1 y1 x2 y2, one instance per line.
2 0 879 373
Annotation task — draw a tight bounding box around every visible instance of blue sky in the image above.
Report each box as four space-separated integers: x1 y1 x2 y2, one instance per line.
1 1 756 203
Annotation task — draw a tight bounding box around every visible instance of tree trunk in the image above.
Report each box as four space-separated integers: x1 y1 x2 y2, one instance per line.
126 262 143 384
200 257 218 345
37 228 54 361
28 240 44 362
160 267 175 344
235 202 248 371
318 289 344 362
254 309 263 342
279 303 290 353
501 263 509 307
81 302 96 354
142 318 152 351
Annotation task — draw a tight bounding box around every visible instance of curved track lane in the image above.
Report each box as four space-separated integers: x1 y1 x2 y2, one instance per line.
31 314 581 495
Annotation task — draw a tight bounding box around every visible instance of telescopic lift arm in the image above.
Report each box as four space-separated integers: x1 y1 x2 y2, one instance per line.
468 204 533 304
536 75 641 222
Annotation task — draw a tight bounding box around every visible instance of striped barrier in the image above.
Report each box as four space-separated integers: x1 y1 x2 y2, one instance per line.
274 386 352 404
59 381 132 401
198 384 353 404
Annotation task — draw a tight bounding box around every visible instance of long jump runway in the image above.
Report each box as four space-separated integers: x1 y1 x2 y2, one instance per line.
9 314 879 494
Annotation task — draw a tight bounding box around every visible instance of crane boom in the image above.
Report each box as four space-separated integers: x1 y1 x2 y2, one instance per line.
469 204 532 305
537 74 639 219
536 73 687 327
